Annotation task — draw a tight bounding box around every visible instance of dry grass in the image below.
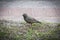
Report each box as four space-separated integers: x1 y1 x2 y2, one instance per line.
0 20 60 40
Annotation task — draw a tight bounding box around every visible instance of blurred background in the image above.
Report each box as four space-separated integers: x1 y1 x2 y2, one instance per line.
0 0 60 23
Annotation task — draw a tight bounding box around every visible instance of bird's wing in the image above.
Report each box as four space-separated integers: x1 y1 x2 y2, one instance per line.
26 16 39 23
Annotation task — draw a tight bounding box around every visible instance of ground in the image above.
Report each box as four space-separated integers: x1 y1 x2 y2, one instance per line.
0 20 60 40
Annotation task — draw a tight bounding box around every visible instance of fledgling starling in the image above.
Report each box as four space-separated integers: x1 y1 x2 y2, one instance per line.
22 13 41 24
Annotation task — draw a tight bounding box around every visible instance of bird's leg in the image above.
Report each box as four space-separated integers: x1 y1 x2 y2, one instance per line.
31 23 32 26
29 24 31 27
31 23 34 30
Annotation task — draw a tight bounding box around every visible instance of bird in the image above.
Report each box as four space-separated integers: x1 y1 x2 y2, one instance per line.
22 13 41 25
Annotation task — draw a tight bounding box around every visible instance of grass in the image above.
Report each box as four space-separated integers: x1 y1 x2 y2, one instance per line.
0 20 60 40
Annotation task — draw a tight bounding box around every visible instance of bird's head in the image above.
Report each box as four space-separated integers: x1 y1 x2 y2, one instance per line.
23 13 27 18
